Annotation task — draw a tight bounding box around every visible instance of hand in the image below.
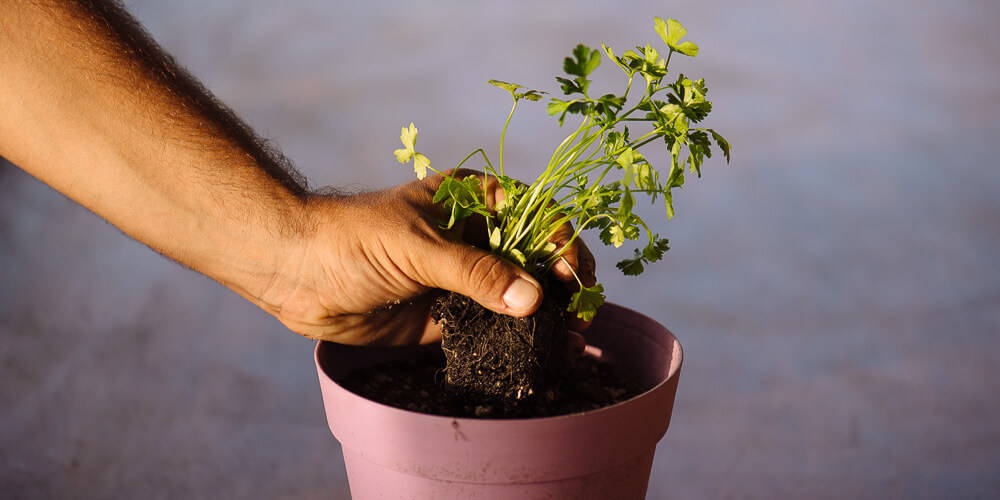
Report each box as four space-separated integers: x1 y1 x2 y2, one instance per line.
257 170 596 346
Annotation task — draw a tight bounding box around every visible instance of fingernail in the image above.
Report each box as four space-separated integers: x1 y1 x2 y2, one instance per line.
502 278 540 313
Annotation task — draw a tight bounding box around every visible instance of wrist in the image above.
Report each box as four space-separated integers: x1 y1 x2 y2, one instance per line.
248 192 345 320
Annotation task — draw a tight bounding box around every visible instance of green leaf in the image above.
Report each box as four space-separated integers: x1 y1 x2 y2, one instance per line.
412 153 430 179
602 43 632 76
528 241 557 260
634 163 659 192
616 249 645 276
487 79 523 95
659 103 683 121
546 98 590 126
434 175 487 229
623 220 641 241
654 17 699 57
604 127 630 156
616 147 643 185
508 248 527 268
556 76 589 96
393 123 430 179
517 89 546 101
618 189 635 217
568 284 605 321
564 44 602 77
547 99 571 116
666 159 686 190
710 129 731 163
688 132 711 178
606 225 626 248
642 236 670 262
489 226 502 251
616 236 669 277
635 44 667 83
488 79 546 102
600 216 639 248
594 93 626 120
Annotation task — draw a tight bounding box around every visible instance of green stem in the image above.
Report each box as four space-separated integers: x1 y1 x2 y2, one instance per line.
498 100 518 176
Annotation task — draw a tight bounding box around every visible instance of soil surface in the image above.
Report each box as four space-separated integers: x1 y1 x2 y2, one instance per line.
339 350 646 418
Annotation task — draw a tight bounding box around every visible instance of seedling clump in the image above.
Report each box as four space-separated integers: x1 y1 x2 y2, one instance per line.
395 17 729 414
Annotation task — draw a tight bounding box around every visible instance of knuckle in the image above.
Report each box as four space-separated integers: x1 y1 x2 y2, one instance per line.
466 253 511 297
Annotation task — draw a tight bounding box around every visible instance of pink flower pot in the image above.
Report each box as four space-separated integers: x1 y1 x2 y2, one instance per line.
315 303 683 499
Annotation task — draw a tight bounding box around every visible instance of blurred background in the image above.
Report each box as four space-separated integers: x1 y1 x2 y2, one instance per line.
2 0 999 498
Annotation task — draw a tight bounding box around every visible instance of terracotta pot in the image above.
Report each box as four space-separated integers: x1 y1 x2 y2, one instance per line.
314 303 683 499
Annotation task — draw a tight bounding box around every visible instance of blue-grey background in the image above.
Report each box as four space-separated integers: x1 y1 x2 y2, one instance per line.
2 1 999 498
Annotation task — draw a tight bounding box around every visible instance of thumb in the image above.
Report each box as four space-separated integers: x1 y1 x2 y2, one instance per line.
423 242 542 317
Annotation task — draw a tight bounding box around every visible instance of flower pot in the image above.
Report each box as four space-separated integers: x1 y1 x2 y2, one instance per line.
314 302 683 499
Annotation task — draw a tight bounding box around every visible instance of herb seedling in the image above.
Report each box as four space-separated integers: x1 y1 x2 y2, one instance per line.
395 17 729 321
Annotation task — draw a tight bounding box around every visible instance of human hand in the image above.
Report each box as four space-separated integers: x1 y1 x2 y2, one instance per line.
257 170 596 345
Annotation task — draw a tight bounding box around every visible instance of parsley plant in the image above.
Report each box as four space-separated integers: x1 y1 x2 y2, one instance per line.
394 18 730 321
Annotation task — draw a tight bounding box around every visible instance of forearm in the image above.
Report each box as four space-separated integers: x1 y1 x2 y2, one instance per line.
0 0 310 302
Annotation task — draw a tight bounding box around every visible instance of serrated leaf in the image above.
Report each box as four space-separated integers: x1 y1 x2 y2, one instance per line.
547 99 571 116
393 148 413 164
393 123 431 178
602 43 632 75
664 189 675 219
594 93 626 120
666 159 686 190
711 129 731 163
642 236 670 262
568 284 605 321
634 163 659 192
685 101 713 122
654 17 699 57
487 79 523 95
616 249 645 276
618 189 635 217
609 225 626 248
604 128 630 156
635 44 667 84
659 103 683 121
488 80 546 102
547 98 590 126
688 130 710 147
517 89 547 101
393 122 417 163
691 79 708 99
435 175 486 229
413 153 430 179
616 147 641 183
496 174 518 193
600 223 626 248
623 221 640 241
643 44 661 65
564 44 602 77
556 76 588 96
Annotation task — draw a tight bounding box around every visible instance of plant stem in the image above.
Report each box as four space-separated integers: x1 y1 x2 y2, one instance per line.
498 100 518 176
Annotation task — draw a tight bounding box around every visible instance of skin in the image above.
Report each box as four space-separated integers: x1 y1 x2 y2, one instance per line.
0 0 596 346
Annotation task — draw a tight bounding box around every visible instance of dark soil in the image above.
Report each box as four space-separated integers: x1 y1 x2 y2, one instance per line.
340 284 646 418
339 350 646 418
430 286 569 409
